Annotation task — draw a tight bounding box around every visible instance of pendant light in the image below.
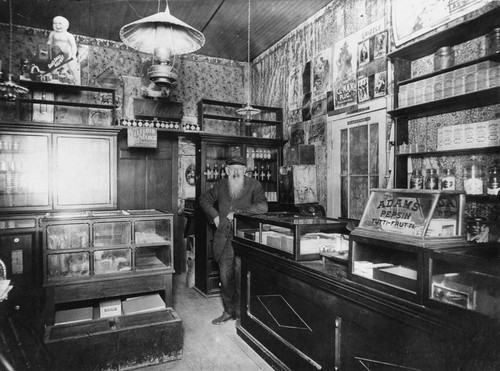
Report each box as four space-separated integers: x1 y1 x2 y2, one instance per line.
119 0 205 90
236 0 261 121
0 0 29 101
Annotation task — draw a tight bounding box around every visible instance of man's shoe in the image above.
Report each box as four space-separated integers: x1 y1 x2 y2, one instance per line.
211 311 235 325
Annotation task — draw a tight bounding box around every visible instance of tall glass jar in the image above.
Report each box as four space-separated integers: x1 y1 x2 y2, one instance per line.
440 168 456 190
425 168 439 190
487 163 500 196
409 169 423 189
464 157 484 195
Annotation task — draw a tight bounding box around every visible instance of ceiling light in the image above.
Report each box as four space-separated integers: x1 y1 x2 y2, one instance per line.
236 0 261 121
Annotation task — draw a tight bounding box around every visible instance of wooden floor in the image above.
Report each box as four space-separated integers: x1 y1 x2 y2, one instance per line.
139 273 274 371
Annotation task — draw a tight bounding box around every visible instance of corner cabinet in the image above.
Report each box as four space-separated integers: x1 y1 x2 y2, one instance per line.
41 209 182 370
194 100 284 296
388 4 500 190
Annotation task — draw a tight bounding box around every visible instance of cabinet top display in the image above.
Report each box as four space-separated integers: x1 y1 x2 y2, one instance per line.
354 189 466 244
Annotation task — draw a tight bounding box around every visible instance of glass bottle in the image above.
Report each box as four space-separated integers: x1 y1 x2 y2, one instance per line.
425 168 439 190
440 168 456 190
464 156 484 195
266 164 272 182
260 166 266 182
253 166 259 179
409 169 423 189
487 162 500 196
205 163 212 180
213 163 219 180
220 164 227 179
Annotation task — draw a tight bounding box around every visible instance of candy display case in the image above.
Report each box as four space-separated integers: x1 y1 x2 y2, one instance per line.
349 189 467 303
426 244 500 319
234 212 348 261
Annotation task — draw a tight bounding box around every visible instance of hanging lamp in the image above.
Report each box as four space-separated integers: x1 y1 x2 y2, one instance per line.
236 0 261 121
0 0 29 101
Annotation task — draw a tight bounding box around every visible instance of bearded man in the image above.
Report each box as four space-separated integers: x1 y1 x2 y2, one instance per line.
199 155 268 325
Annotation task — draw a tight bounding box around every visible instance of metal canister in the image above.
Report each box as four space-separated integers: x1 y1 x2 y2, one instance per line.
434 46 455 71
485 28 500 55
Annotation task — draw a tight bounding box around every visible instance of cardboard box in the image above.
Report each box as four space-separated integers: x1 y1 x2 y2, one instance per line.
489 65 500 87
451 125 464 149
443 72 454 98
406 83 415 106
55 306 93 326
452 68 465 96
122 294 165 315
99 299 122 318
487 119 500 147
414 80 425 105
398 84 408 107
475 121 489 146
423 77 434 102
373 265 417 292
463 123 476 148
441 126 453 150
433 74 444 101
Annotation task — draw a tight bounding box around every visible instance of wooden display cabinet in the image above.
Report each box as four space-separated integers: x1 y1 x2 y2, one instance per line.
194 110 285 296
40 209 181 369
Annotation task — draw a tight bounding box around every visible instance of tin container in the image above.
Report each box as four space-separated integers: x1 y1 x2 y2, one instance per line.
485 28 500 55
434 46 455 71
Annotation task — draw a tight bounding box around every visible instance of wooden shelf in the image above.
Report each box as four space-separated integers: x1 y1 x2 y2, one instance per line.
395 146 500 158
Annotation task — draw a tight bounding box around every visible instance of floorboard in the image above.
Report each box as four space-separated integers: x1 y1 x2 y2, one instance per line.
138 273 274 371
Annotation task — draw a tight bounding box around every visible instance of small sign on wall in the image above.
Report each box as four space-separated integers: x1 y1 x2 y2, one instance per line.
127 126 157 148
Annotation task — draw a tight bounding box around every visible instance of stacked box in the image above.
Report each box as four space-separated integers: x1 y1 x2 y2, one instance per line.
424 77 434 102
463 123 476 148
414 79 425 105
440 126 453 150
464 65 477 93
433 74 444 101
398 84 408 107
443 72 454 98
452 68 465 96
451 125 465 149
406 82 415 106
475 121 489 146
487 119 500 146
490 64 500 87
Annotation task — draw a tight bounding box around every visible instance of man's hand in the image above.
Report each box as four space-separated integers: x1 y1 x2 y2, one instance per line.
227 212 235 221
213 216 220 228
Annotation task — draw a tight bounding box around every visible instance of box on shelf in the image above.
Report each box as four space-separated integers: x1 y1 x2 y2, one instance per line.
451 125 465 149
373 265 417 292
463 123 476 148
99 298 122 318
122 293 165 315
464 65 477 93
55 306 93 326
443 72 454 98
433 74 444 101
406 82 415 106
439 126 453 150
490 64 500 87
423 77 434 103
475 120 489 146
487 119 500 146
414 80 425 105
452 68 465 96
398 84 408 107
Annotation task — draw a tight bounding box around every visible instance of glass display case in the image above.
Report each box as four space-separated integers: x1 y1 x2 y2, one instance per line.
234 212 349 261
349 189 467 303
41 209 173 284
426 244 500 319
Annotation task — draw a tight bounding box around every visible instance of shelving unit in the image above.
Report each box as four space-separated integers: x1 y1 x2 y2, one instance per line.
388 5 500 189
194 99 285 296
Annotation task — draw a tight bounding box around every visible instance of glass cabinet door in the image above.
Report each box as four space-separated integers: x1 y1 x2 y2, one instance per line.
0 132 50 209
134 219 171 244
245 146 279 202
93 221 131 246
54 134 117 209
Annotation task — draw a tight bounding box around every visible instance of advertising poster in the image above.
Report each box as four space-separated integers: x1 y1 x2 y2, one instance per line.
332 34 358 112
288 64 303 111
392 0 488 47
312 48 331 100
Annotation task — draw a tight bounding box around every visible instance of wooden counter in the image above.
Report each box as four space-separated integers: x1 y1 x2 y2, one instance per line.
234 240 500 371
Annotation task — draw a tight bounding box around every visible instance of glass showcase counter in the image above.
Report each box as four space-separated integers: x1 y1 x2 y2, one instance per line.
234 212 349 261
349 189 467 303
41 209 173 284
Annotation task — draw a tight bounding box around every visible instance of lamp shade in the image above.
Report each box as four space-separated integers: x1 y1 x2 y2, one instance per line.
119 7 205 55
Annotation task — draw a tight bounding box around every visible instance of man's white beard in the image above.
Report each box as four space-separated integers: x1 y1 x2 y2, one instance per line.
228 174 245 200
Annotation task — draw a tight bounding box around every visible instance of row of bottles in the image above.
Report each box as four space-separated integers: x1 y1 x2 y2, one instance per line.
204 162 275 183
0 161 24 194
409 158 499 195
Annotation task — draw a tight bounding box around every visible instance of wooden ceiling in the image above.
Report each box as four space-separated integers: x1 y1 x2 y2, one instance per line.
0 0 333 61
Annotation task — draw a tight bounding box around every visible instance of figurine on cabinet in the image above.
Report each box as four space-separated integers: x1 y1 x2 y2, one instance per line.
47 16 81 85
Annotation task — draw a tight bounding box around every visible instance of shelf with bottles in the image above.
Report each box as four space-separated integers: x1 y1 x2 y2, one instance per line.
198 99 283 138
41 209 174 286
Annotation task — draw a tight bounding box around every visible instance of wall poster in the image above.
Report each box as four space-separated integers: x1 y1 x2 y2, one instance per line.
392 0 489 47
332 33 358 113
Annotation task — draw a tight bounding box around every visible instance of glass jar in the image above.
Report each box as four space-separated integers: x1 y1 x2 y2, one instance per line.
464 157 484 195
409 169 423 189
466 217 489 243
425 168 439 190
487 163 500 196
440 168 456 190
434 46 455 71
